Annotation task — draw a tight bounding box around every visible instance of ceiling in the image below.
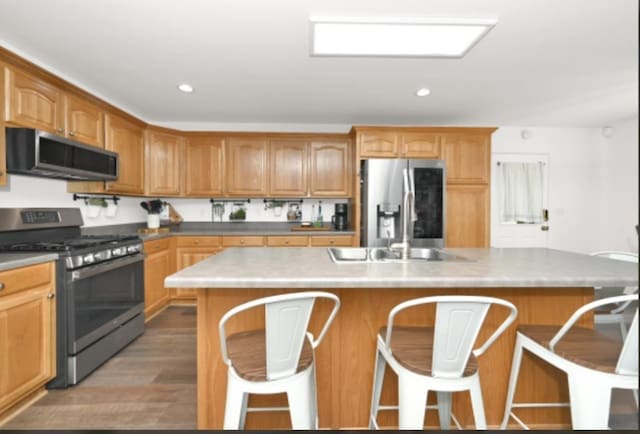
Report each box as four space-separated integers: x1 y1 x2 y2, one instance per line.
0 0 637 128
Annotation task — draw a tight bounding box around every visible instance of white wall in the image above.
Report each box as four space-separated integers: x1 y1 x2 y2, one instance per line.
599 117 638 253
0 175 347 226
491 126 608 254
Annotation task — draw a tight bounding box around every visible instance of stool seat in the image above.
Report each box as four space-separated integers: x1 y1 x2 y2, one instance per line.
227 329 314 381
379 326 479 377
518 325 622 373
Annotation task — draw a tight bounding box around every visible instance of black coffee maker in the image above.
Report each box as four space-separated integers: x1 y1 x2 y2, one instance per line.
332 203 348 231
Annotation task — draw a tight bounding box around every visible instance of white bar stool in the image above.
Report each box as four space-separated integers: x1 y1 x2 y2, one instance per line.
368 295 518 430
590 251 638 341
501 294 639 430
218 291 340 430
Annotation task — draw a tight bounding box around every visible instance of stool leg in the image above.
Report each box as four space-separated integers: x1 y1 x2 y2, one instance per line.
224 371 246 429
239 392 249 429
287 368 315 429
398 374 428 430
437 392 452 430
567 373 612 429
500 335 524 429
468 374 487 429
369 347 387 429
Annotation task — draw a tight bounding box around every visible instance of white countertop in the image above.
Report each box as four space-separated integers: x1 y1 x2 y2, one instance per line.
164 247 639 289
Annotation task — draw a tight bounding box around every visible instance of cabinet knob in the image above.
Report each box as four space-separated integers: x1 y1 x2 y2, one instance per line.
69 131 76 136
285 240 289 245
194 240 200 244
47 293 55 299
57 127 64 133
0 282 4 291
330 240 335 245
240 240 245 244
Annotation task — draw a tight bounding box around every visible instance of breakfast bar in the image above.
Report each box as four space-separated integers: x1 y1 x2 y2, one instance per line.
165 247 638 429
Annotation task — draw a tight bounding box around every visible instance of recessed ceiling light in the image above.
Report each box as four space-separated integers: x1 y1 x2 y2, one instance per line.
310 17 497 58
177 83 194 93
416 88 431 97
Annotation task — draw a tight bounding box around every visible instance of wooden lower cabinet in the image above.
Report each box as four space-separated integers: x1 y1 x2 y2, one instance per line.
143 238 172 320
446 185 490 247
0 262 56 420
174 237 224 301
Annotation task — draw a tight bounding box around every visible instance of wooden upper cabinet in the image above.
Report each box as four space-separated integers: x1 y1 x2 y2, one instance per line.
309 140 350 197
445 185 489 248
269 139 307 197
357 128 440 159
225 137 268 196
184 135 224 197
441 133 490 184
64 94 104 147
4 66 64 134
145 129 183 196
358 129 399 157
104 113 145 194
399 132 440 158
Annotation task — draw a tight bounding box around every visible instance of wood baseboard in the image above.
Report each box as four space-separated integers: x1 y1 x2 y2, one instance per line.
0 388 48 427
169 299 196 306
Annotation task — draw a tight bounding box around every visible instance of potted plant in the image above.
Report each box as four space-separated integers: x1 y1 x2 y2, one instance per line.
86 197 107 218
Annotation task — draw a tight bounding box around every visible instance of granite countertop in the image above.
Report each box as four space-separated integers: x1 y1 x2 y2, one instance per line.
164 247 639 289
0 253 59 272
82 222 355 241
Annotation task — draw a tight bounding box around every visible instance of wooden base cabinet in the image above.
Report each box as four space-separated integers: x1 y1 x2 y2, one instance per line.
446 185 490 248
143 238 172 320
0 262 56 420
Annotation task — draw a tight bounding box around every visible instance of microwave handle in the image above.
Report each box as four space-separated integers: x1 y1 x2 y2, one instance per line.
70 254 145 282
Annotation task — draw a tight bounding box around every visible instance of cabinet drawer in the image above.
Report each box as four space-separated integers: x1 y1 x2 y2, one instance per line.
176 236 222 247
0 262 53 298
222 236 265 247
143 237 170 254
266 236 309 247
309 235 353 247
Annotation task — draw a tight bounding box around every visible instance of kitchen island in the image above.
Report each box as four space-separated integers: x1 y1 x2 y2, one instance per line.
165 247 638 429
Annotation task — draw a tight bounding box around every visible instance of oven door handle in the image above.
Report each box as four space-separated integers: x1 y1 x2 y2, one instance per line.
70 253 145 282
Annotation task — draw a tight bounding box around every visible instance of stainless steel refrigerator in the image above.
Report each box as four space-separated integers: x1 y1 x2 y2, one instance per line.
361 159 446 248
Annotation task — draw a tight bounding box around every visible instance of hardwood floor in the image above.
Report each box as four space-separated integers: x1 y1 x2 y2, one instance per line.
2 306 637 430
4 306 197 430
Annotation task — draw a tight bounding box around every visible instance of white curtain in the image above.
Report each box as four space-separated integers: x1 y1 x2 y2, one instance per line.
499 162 544 224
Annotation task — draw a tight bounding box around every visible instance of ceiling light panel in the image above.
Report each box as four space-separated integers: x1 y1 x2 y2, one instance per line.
310 17 497 58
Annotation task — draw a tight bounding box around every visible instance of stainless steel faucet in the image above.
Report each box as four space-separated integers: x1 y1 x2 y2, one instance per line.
390 168 417 259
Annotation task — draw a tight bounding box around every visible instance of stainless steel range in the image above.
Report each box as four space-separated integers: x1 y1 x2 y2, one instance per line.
0 208 145 388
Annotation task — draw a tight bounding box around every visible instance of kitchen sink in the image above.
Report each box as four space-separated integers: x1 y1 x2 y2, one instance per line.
327 247 470 263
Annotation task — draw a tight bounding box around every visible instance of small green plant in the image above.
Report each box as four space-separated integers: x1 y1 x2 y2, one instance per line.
87 198 108 207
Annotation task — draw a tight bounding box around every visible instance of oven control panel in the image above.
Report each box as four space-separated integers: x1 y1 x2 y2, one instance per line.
21 210 61 224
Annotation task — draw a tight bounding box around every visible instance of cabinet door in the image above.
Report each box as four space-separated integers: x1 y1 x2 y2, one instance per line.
4 66 64 134
309 140 350 197
175 247 221 299
269 139 307 197
104 114 145 194
442 134 490 184
144 248 170 319
445 185 489 247
0 66 6 186
225 137 268 196
64 94 104 147
400 132 440 159
184 135 224 196
0 287 56 414
146 130 183 196
358 130 398 157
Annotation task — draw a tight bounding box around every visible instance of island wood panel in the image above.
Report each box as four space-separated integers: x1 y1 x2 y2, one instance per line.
196 286 593 429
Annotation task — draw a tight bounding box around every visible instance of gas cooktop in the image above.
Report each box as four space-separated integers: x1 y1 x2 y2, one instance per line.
0 234 140 252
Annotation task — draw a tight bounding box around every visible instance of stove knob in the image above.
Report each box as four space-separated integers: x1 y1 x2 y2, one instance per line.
112 247 125 257
94 250 111 262
83 254 95 264
127 245 138 254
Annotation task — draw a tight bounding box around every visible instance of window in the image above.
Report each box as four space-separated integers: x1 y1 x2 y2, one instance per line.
498 161 545 224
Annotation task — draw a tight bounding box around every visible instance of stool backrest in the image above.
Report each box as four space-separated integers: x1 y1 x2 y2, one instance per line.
219 291 340 381
384 295 518 378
